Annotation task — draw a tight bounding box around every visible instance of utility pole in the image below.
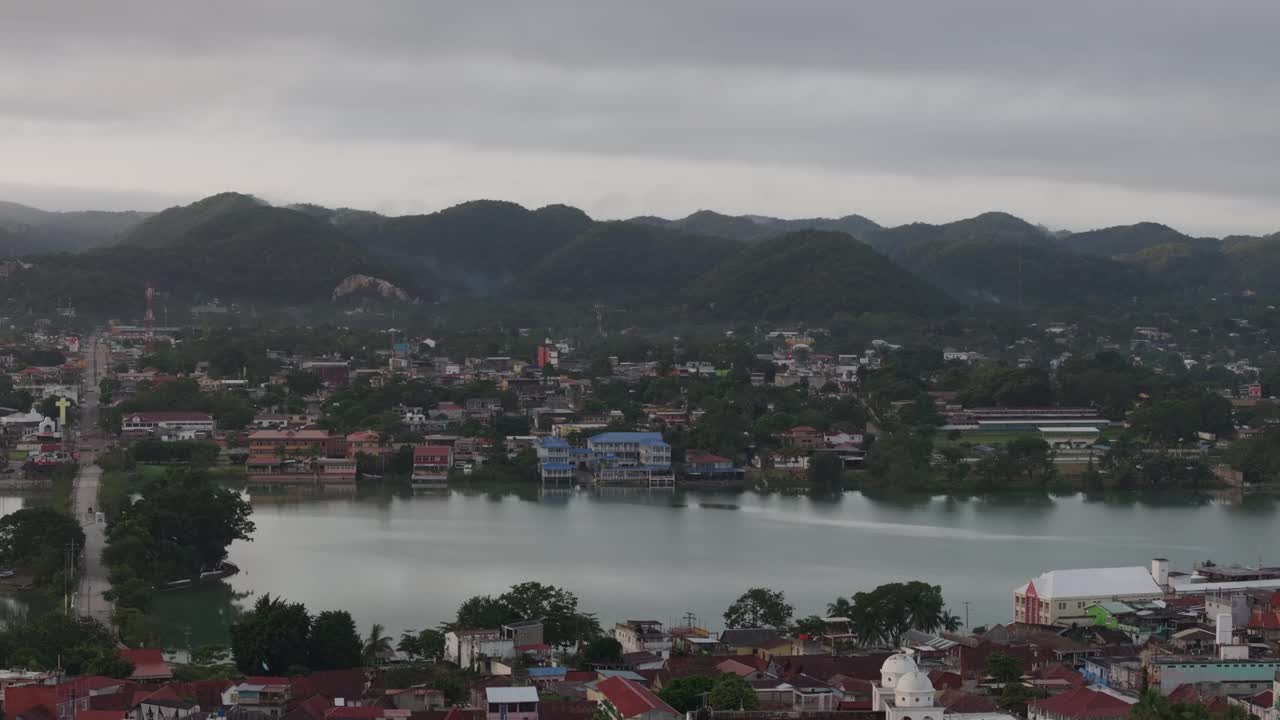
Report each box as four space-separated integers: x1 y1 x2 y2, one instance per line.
963 601 971 630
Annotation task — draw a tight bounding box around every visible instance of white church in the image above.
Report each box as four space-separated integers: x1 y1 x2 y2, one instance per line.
872 652 1014 720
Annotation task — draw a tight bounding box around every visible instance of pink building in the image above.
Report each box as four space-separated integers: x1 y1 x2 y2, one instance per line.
412 444 454 487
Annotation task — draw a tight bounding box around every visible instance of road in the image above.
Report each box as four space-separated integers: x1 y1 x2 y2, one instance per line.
72 333 113 626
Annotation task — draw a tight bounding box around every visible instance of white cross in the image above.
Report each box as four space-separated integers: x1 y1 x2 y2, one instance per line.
55 396 71 427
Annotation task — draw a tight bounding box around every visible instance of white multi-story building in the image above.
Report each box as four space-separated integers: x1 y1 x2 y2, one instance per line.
536 436 573 488
588 432 673 489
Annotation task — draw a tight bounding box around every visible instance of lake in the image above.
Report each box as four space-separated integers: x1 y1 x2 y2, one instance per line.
150 487 1280 647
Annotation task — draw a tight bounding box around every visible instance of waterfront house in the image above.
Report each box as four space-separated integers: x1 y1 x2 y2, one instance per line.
682 451 741 484
587 432 673 489
412 445 453 488
537 436 574 488
245 430 346 485
345 430 386 459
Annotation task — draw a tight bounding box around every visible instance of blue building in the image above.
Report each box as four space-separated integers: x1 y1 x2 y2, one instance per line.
587 432 674 489
536 436 574 488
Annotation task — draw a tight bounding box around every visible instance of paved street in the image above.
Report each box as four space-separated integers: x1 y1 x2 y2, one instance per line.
72 334 113 626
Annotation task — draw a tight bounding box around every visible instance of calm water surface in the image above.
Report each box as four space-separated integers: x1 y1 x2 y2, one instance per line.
151 488 1280 647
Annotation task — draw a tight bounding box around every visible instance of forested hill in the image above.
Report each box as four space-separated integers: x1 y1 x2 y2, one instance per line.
0 200 149 254
1 192 1278 320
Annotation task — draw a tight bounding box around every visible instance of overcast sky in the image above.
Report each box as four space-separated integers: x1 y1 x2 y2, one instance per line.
2 1 1279 236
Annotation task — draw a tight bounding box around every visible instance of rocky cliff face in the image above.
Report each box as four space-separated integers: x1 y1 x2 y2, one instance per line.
332 274 412 302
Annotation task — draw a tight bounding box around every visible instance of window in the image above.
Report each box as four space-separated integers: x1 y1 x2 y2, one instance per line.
1058 602 1067 610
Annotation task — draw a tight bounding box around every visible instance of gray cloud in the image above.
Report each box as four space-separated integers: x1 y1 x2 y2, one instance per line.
1 1 1278 234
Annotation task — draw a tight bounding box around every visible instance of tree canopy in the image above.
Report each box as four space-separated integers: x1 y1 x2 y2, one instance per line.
0 507 85 589
104 470 255 588
723 587 794 630
451 581 601 647
0 612 133 677
829 581 949 646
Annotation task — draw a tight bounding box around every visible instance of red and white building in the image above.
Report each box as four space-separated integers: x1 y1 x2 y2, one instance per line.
412 444 453 487
246 430 354 485
121 411 215 438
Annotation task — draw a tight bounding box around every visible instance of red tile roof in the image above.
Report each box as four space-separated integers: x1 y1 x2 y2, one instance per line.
928 671 963 691
715 659 759 677
6 685 58 719
1244 690 1273 709
150 680 233 708
119 649 172 681
88 691 140 712
76 711 127 720
595 677 678 719
289 694 334 720
773 653 893 683
1249 609 1280 629
249 430 331 441
938 690 998 713
324 707 384 720
291 669 367 701
1035 663 1088 687
537 700 597 720
244 676 292 686
1028 687 1131 719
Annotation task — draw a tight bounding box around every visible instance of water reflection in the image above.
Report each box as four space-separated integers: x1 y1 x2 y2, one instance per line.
150 580 252 648
80 483 1280 650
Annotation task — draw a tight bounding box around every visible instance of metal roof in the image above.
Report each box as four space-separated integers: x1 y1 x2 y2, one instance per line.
1019 566 1162 599
485 687 539 703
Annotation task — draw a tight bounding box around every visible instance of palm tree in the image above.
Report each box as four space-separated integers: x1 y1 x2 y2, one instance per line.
940 610 962 633
363 623 393 664
826 596 853 618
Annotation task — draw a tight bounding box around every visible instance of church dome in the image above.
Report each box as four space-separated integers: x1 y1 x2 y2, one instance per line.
880 652 918 687
896 670 935 694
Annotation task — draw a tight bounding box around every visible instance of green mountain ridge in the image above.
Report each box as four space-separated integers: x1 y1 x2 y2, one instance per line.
1064 221 1217 258
631 209 882 243
517 222 743 304
689 230 956 321
5 192 1280 321
0 200 150 253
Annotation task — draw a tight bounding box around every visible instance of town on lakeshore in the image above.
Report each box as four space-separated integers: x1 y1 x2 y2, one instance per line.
0 283 1278 720
7 4 1280 719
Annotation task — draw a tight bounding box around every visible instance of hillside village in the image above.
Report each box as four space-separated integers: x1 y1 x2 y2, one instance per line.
3 561 1280 720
